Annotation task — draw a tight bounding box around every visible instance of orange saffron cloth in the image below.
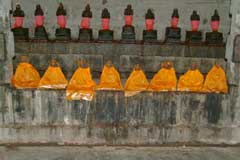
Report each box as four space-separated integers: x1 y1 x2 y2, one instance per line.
125 67 149 96
149 67 177 91
38 65 68 89
12 62 40 89
66 67 96 101
203 65 228 93
97 65 123 90
178 69 204 92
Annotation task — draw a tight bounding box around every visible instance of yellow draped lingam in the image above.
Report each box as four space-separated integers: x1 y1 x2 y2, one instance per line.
125 64 149 97
149 62 177 91
66 60 96 101
38 59 68 89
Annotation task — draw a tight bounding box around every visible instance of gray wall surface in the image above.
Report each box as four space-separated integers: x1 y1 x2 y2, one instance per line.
12 0 231 41
1 147 240 160
1 0 240 152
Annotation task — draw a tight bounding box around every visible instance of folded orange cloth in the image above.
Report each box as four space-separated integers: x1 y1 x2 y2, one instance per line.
125 65 149 97
203 65 228 93
39 60 68 89
12 62 40 89
98 64 123 90
66 66 96 101
178 68 204 92
149 62 177 91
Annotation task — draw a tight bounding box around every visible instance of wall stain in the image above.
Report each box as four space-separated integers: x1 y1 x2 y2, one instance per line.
204 94 222 124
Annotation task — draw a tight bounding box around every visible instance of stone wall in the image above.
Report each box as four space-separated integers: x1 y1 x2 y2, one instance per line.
1 0 240 148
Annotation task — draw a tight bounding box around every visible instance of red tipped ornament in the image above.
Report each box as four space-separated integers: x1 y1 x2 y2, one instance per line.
171 9 179 28
145 9 155 30
13 4 25 29
98 8 113 41
101 8 110 30
211 10 220 32
56 3 67 29
12 4 29 40
205 9 223 44
124 5 133 26
80 4 92 29
165 9 181 43
191 10 200 31
35 4 44 27
122 4 135 41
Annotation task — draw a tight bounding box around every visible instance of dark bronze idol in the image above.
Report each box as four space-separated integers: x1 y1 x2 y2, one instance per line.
165 9 181 43
206 10 223 44
121 5 136 41
55 3 71 40
12 4 29 40
34 5 48 40
98 8 114 41
186 11 202 43
79 4 93 41
143 9 157 41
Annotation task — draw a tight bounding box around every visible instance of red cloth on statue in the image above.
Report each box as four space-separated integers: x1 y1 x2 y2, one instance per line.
102 18 110 30
35 15 44 27
80 17 90 29
191 20 200 31
13 17 24 28
57 15 66 28
146 19 154 30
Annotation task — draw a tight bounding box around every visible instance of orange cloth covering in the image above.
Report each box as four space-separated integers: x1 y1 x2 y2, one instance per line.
66 67 96 101
203 65 228 93
38 61 68 89
125 66 149 97
12 62 40 89
149 66 177 91
97 65 123 90
178 69 204 92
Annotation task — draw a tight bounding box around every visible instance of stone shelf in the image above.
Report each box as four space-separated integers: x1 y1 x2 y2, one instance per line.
15 40 225 58
14 40 226 79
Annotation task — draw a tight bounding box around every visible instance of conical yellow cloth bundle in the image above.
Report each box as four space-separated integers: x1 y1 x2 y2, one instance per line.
98 61 123 90
178 65 204 92
125 65 149 97
203 65 228 93
149 62 177 91
12 62 40 89
38 60 68 89
67 66 96 101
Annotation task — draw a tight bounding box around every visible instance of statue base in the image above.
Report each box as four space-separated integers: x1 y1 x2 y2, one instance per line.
12 27 29 41
121 25 136 41
79 28 93 41
186 31 202 43
55 28 71 41
34 26 48 40
143 30 157 42
165 27 181 43
98 30 114 41
206 32 223 44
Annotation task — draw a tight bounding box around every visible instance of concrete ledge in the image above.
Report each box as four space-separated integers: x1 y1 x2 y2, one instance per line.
13 54 227 79
15 41 225 58
1 146 240 160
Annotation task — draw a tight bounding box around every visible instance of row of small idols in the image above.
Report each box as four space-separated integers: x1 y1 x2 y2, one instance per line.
12 56 228 101
12 3 223 44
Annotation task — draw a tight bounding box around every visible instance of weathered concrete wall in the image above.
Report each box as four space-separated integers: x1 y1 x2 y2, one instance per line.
11 0 231 41
0 0 240 149
1 147 240 160
0 89 237 145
